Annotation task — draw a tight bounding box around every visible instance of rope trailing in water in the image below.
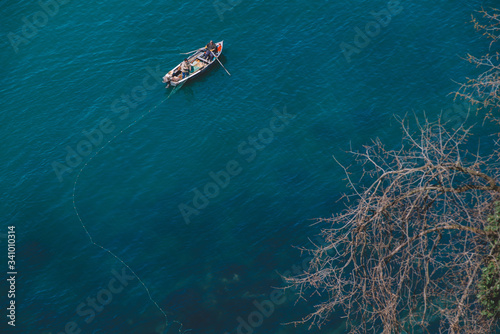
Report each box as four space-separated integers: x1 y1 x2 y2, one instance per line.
72 83 188 334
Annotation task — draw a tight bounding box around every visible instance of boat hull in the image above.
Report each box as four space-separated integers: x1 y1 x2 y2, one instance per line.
164 41 224 87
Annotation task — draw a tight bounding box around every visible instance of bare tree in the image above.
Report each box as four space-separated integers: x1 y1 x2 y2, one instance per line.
288 118 500 333
455 8 500 115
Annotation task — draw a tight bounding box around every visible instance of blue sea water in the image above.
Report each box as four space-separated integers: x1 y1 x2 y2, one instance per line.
1 1 499 333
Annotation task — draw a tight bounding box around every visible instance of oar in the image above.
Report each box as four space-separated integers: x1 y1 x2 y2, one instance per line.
211 51 231 76
180 48 203 55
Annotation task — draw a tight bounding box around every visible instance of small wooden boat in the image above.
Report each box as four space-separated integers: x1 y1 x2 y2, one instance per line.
163 41 224 87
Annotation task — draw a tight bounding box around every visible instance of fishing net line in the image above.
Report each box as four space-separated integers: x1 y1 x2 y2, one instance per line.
72 81 189 334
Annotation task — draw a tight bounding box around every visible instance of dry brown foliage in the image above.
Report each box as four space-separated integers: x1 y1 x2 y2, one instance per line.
288 118 500 333
455 8 500 115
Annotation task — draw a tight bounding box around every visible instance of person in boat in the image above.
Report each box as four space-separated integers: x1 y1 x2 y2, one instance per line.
181 58 191 79
203 40 218 61
162 70 173 83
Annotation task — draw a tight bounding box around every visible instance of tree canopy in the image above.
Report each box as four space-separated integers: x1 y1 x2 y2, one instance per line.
289 8 500 334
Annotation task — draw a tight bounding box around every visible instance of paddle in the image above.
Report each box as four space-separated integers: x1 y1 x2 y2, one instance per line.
211 51 231 76
180 48 203 55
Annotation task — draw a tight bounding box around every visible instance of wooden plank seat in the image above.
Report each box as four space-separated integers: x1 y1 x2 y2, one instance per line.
196 56 210 64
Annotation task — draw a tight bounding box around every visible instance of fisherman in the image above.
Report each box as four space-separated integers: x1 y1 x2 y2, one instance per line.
203 40 218 61
162 70 173 84
181 58 191 79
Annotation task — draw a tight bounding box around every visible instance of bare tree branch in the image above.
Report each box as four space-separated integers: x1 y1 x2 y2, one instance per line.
454 8 500 118
287 118 500 333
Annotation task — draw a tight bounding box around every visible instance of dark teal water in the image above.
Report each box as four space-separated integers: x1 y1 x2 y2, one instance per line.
1 1 498 333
